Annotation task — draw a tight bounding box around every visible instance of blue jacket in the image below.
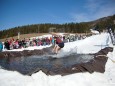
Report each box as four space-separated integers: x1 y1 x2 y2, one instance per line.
0 42 3 51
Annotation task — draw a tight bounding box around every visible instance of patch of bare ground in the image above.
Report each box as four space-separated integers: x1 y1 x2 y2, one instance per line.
0 33 49 42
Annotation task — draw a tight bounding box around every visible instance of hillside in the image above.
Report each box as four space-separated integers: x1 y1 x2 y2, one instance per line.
0 14 115 40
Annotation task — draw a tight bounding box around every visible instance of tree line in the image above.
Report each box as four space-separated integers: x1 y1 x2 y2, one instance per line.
0 15 115 39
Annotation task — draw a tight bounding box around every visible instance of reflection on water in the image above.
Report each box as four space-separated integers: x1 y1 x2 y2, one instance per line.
0 54 94 75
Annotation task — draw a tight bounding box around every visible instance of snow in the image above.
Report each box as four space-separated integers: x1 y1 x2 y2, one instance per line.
90 29 99 34
59 33 111 56
3 45 52 51
0 33 115 86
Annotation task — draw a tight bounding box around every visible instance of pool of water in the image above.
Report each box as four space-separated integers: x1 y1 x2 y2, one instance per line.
0 53 94 75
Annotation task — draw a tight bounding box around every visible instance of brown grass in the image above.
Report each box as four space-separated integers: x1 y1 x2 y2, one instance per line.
0 33 49 42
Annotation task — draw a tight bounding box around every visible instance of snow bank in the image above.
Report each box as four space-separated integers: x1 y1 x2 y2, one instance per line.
58 33 111 57
3 45 52 51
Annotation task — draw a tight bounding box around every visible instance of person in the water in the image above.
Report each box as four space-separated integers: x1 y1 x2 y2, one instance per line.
51 33 64 54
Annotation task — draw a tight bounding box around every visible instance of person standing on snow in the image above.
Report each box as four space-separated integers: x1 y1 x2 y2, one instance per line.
0 41 3 51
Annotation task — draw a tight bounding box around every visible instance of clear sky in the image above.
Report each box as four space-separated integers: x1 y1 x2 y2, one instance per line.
0 0 115 30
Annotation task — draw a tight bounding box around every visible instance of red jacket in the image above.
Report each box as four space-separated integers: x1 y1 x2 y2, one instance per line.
56 37 62 44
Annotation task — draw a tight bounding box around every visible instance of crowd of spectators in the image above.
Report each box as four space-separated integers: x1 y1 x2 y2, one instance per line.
0 34 87 51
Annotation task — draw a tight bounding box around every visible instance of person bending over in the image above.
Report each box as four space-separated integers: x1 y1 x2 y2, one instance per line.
52 36 64 54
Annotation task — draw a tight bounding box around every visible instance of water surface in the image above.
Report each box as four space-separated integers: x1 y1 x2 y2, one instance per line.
0 54 94 75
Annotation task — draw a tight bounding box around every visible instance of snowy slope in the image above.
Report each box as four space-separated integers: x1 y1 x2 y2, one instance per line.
59 33 111 56
0 33 115 86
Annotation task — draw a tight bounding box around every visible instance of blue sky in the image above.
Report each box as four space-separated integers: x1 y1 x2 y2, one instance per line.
0 0 115 30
